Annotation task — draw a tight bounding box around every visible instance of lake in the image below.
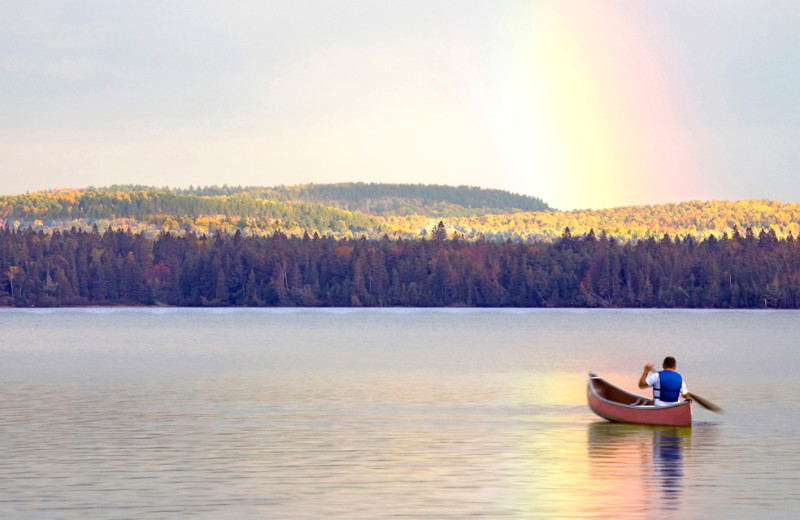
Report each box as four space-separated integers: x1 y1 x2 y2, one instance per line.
1 308 798 519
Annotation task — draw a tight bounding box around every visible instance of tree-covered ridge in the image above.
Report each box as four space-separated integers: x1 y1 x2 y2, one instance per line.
1 187 375 222
2 225 799 308
437 199 800 242
269 183 550 214
2 185 800 242
0 187 384 236
6 183 547 217
166 183 551 214
0 183 547 236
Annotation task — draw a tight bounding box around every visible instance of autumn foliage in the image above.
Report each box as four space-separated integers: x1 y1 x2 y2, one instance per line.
2 185 799 242
2 225 799 308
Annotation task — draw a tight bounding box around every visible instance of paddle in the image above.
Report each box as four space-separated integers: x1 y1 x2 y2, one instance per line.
685 392 723 413
647 367 723 413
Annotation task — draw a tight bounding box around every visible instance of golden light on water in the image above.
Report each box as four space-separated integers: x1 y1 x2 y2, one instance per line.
503 370 695 517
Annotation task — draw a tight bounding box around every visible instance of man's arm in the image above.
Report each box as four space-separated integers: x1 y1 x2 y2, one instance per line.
681 382 692 401
638 363 654 389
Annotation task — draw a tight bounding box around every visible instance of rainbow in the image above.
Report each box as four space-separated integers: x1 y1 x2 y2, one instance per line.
488 1 705 210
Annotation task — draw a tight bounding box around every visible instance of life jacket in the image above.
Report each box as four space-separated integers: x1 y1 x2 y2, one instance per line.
655 370 682 402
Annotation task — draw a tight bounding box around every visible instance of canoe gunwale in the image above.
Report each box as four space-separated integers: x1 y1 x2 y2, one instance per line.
587 373 687 411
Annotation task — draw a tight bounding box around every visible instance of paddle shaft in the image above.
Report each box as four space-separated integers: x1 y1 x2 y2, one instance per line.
686 392 723 413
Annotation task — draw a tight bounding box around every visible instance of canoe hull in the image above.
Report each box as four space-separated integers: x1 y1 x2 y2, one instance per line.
587 373 692 427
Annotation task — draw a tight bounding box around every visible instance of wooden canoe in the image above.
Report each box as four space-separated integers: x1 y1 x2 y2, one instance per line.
587 373 692 427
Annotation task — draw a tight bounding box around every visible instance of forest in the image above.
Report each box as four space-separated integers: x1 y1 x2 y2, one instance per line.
2 223 799 308
2 184 799 242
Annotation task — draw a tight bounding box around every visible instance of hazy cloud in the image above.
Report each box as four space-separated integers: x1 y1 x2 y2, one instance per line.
1 0 798 208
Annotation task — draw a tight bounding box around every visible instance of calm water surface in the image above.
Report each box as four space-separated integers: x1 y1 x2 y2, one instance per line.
1 308 798 519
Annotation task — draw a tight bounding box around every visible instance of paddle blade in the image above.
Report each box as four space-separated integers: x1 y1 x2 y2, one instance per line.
691 393 723 413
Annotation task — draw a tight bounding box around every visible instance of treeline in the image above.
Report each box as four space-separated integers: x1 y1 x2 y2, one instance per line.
1 183 548 222
170 183 550 213
2 225 799 308
434 199 800 242
265 183 551 214
0 184 548 239
0 188 380 227
4 186 800 242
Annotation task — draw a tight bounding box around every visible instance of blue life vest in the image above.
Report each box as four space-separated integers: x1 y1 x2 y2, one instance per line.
656 370 683 402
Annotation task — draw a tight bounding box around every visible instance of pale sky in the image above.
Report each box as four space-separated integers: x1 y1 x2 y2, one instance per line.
1 1 798 210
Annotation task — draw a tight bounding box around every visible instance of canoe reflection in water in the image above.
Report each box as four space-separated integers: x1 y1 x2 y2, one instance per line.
588 422 691 511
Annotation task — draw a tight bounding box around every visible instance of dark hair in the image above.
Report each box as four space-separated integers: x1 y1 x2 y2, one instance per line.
663 356 677 369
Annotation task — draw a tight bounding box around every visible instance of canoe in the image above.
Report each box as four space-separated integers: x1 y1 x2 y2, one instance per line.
587 373 692 427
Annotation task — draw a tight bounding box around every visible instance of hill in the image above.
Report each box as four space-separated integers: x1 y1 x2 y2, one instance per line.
177 183 551 215
1 184 798 241
0 183 549 238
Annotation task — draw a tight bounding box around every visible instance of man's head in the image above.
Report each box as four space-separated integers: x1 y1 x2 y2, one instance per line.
662 356 677 370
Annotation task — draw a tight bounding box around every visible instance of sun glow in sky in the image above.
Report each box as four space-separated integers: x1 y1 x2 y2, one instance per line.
489 1 706 209
1 1 799 209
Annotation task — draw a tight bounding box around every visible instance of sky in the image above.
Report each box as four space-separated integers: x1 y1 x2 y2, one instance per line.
1 1 799 210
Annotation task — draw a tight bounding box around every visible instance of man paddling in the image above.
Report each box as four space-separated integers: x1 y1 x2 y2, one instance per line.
638 356 695 406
